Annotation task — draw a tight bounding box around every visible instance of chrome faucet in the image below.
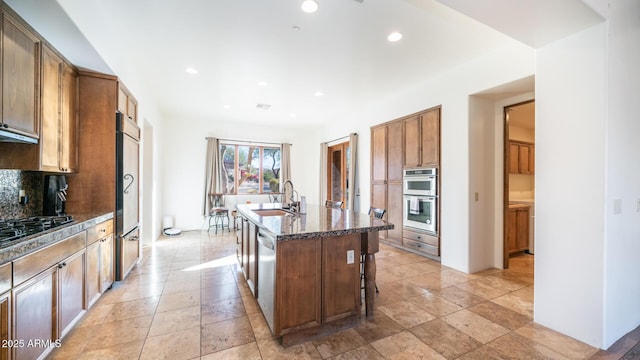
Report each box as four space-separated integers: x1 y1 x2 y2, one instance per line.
282 180 299 211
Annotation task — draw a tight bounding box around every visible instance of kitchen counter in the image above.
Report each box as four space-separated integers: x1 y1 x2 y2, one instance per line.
236 203 394 240
0 212 113 265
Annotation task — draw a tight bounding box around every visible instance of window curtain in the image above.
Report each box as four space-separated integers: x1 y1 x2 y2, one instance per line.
203 137 222 216
280 143 292 201
347 133 358 211
319 142 328 206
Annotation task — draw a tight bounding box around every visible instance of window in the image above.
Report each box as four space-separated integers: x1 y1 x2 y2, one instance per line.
220 144 281 195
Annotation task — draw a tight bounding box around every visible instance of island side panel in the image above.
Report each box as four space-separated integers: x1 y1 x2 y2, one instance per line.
275 238 322 336
322 233 361 323
362 231 380 319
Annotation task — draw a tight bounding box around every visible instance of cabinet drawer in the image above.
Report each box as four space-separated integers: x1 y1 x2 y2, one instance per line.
0 262 11 294
403 228 438 247
13 231 87 285
402 238 438 256
87 219 114 245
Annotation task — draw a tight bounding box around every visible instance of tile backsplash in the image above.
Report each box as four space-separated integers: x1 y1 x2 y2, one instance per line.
0 170 43 219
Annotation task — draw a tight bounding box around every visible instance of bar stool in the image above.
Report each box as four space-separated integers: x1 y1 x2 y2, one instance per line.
208 193 229 234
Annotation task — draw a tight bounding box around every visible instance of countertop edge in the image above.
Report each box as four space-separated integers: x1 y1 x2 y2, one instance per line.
0 212 114 265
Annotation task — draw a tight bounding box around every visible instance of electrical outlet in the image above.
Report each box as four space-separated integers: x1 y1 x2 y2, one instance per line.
347 250 355 264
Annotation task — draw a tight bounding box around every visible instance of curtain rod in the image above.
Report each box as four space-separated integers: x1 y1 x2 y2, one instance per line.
324 132 357 145
205 137 291 146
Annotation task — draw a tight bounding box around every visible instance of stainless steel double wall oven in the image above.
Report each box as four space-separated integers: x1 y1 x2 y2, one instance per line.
402 168 437 234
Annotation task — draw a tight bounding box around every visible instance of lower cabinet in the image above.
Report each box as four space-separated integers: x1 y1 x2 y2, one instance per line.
247 222 257 296
86 220 114 307
507 206 530 254
0 290 10 360
58 250 86 338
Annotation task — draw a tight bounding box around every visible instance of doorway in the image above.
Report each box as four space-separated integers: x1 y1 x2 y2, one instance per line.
327 142 350 207
503 100 535 269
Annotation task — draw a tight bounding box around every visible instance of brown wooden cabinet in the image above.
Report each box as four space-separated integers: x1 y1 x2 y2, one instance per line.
0 8 40 139
507 205 529 254
86 220 114 307
370 120 403 244
40 45 78 173
118 84 137 123
275 237 322 336
509 140 534 174
247 222 258 296
322 234 360 323
0 261 10 360
404 108 440 167
58 249 86 338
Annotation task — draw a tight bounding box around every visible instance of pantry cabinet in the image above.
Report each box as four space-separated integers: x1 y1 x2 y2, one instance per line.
509 140 534 174
370 120 403 244
0 8 40 139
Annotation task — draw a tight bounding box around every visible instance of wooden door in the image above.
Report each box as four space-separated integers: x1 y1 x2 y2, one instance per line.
403 115 420 167
519 145 531 173
61 62 79 172
507 208 517 253
516 208 530 251
322 234 360 322
122 126 140 234
13 267 56 360
86 240 101 307
1 11 40 137
386 182 403 245
421 109 439 166
99 234 115 293
327 142 348 207
247 222 257 296
40 45 63 171
509 142 520 173
388 121 403 182
0 291 9 360
371 126 386 183
276 238 321 336
58 250 86 338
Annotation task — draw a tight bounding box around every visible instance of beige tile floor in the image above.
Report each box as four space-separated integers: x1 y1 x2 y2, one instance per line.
45 230 631 359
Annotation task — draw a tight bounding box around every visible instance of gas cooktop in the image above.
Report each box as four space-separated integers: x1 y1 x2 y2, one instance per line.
0 215 74 244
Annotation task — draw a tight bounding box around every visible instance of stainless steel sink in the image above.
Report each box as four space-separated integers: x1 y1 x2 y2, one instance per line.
253 209 295 217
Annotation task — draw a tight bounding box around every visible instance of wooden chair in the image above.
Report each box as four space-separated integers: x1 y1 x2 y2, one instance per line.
362 206 386 295
208 193 229 234
325 200 343 209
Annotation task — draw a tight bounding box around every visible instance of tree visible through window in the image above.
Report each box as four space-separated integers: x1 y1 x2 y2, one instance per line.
221 144 280 195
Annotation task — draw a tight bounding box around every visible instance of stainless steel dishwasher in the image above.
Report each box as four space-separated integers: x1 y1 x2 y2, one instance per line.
256 229 276 333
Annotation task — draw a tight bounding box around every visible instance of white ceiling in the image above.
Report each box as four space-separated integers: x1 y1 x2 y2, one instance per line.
6 0 602 128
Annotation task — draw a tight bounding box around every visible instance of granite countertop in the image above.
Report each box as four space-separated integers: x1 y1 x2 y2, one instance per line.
236 203 394 241
0 212 114 265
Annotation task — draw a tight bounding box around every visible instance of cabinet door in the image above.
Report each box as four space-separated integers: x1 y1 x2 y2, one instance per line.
388 121 403 182
99 234 114 293
371 126 387 183
322 234 360 322
403 115 420 167
386 182 403 245
13 267 56 360
371 183 387 240
40 45 63 171
276 238 321 336
58 250 86 338
117 86 127 115
1 11 40 137
0 291 9 360
241 218 249 276
519 145 531 174
421 109 439 166
507 209 517 253
509 143 519 173
60 63 79 172
247 222 257 296
516 208 529 251
86 240 101 307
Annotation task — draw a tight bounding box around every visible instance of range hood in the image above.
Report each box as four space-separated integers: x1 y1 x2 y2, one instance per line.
0 128 38 144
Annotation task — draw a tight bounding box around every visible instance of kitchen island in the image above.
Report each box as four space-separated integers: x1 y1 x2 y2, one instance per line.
235 203 393 346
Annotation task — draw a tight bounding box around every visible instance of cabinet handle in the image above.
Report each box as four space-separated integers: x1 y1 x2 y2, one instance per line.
100 228 106 233
2 124 7 128
58 262 67 269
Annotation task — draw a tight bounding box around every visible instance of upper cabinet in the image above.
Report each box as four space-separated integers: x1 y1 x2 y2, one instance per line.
0 9 41 138
118 84 137 123
403 107 440 167
509 140 534 174
0 4 79 172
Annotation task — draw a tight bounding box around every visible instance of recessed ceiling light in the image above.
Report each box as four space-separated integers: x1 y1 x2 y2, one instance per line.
292 25 301 31
258 81 268 87
301 0 319 13
314 91 324 97
387 32 403 42
185 67 198 74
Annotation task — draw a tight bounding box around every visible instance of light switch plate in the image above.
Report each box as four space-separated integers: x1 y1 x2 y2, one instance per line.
347 250 355 264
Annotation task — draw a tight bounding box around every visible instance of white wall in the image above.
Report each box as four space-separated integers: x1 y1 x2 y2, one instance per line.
602 0 640 348
535 24 607 347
